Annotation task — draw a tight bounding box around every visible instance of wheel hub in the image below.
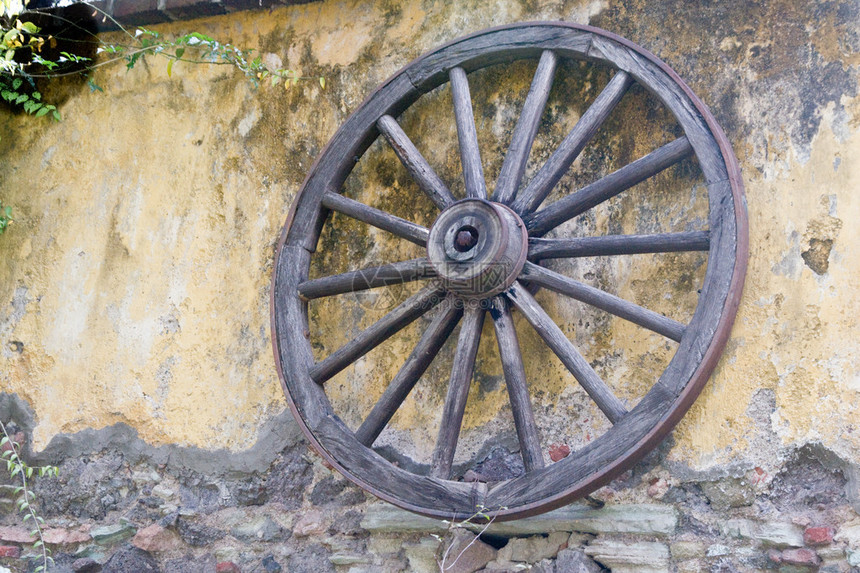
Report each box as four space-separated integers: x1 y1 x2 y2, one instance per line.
427 199 528 299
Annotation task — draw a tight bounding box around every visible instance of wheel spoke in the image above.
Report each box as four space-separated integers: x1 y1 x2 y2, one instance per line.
298 258 437 300
525 136 694 235
322 191 429 247
529 231 710 260
489 296 544 472
507 281 627 423
450 67 488 200
309 285 446 384
430 306 486 479
377 115 457 210
492 50 558 205
511 70 634 215
520 262 685 342
355 298 463 447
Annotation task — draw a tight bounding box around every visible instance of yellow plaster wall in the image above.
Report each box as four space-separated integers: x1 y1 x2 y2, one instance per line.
0 0 858 476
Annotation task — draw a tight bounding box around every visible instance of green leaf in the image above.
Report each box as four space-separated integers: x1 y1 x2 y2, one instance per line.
0 436 8 446
20 21 39 34
166 58 173 77
51 109 60 121
11 78 22 90
175 47 184 59
319 76 325 89
26 466 33 478
15 93 28 104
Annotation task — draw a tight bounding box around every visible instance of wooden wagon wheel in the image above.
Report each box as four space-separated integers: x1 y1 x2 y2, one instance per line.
271 22 748 521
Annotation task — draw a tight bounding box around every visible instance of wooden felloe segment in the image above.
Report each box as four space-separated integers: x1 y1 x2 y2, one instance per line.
271 23 748 521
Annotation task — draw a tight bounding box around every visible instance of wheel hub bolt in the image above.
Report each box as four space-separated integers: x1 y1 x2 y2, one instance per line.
454 226 479 252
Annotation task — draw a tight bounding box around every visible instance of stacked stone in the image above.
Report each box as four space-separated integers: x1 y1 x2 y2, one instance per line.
1 434 860 573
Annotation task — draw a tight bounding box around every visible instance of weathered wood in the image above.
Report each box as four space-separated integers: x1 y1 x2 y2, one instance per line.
377 115 456 210
273 23 748 521
430 307 486 479
507 282 627 423
656 179 738 395
486 383 674 510
528 231 709 261
512 70 634 215
406 25 591 93
493 50 558 205
298 258 437 300
355 300 463 446
321 191 429 247
587 35 728 184
525 137 695 236
309 285 445 384
450 67 488 200
520 262 685 342
313 414 483 512
284 72 421 252
490 296 545 472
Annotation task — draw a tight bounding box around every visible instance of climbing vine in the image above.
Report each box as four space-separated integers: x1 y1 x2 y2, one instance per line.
1 420 59 572
1 0 321 234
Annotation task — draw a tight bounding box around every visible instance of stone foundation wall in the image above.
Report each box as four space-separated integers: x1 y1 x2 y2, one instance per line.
1 0 859 571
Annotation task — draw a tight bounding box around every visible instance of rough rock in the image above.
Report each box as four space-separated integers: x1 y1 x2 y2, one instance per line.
90 523 137 546
229 515 287 542
361 502 677 536
0 526 34 543
71 557 101 572
496 532 568 563
700 478 755 510
720 519 804 547
130 524 182 552
261 555 282 572
215 563 241 573
293 509 326 537
804 526 835 545
403 536 442 573
101 544 160 573
286 544 335 573
442 530 497 573
264 448 313 510
42 528 92 545
584 539 670 573
555 548 603 572
176 518 225 547
670 541 706 560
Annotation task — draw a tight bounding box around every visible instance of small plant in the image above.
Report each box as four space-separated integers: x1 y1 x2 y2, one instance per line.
1 420 59 572
0 199 11 233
